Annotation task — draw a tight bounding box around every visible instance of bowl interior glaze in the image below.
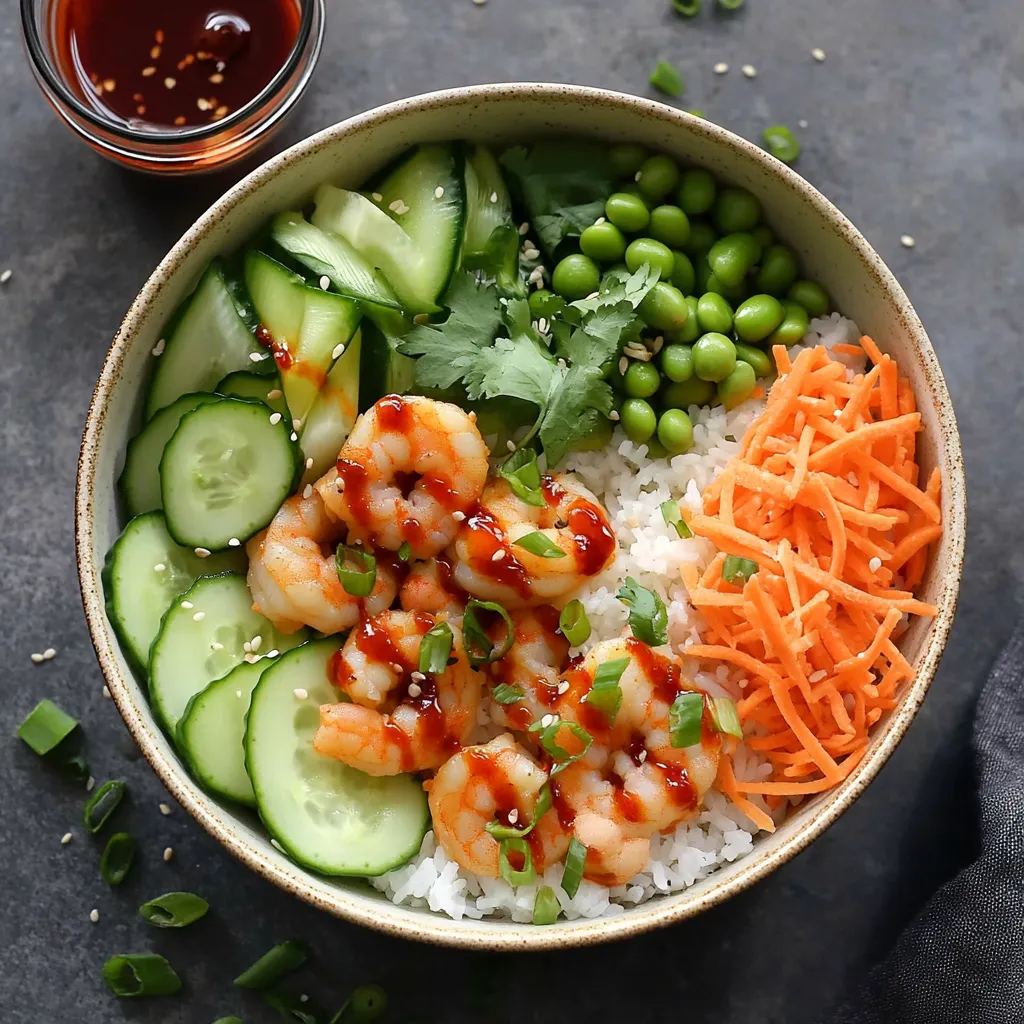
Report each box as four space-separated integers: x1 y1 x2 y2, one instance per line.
76 84 965 950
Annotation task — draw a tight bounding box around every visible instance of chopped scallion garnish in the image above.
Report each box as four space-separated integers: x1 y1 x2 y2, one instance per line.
659 500 692 538
100 832 136 886
499 448 546 507
83 779 127 834
234 941 308 990
529 719 593 775
586 656 629 724
616 577 668 646
722 555 758 585
17 699 78 756
561 837 587 898
264 991 319 1024
532 885 560 925
492 682 525 705
102 953 181 998
418 622 453 675
139 891 210 929
650 60 684 97
671 0 701 15
212 1018 244 1024
462 600 515 665
335 545 377 597
513 531 566 558
762 125 801 165
485 784 552 840
558 599 591 647
498 836 536 887
717 0 744 8
710 695 743 738
330 984 388 1023
397 540 412 562
669 691 706 748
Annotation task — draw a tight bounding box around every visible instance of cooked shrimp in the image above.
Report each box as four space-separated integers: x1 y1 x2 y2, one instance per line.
316 395 489 560
398 556 465 616
314 612 480 776
448 474 616 608
429 734 569 878
246 490 397 635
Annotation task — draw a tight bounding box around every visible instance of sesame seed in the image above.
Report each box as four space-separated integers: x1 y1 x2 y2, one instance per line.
523 248 541 261
0 269 10 284
372 192 383 202
181 601 194 609
489 191 498 203
151 338 166 356
869 556 883 572
194 548 211 558
290 432 298 441
293 417 303 430
638 749 648 764
518 222 530 235
833 408 843 418
269 412 282 425
390 662 404 674
192 611 205 622
159 802 171 816
30 653 43 663
173 116 187 126
452 510 466 522
507 808 519 824
154 562 167 571
86 777 96 792
163 847 174 862
808 669 828 683
150 45 161 60
61 832 73 845
266 649 280 658
155 28 164 43
900 234 916 248
297 484 311 502
210 642 224 651
634 170 642 182
209 72 224 84
653 335 665 354
164 77 176 89
251 636 262 652
557 680 570 694
196 97 211 112
799 119 809 128
506 439 517 452
142 66 156 77
609 409 620 422
213 105 229 121
102 78 116 92
411 671 426 682
618 356 629 375
537 317 549 334
434 186 445 199
249 351 265 362
271 838 284 853
742 64 757 78
336 478 345 492
103 686 111 698
388 199 409 214
317 275 331 291
293 687 309 700
42 647 56 660
585 290 600 300
491 549 506 562
811 47 826 62
244 653 258 664
90 909 100 923
407 682 422 698
243 641 252 653
330 343 346 362
541 714 554 728
228 538 240 548
594 217 606 226
714 62 729 74
236 689 242 698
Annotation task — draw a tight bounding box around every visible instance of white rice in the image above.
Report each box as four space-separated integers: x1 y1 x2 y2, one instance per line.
372 315 864 920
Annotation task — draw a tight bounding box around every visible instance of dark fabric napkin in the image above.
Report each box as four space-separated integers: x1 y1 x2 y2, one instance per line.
828 622 1024 1023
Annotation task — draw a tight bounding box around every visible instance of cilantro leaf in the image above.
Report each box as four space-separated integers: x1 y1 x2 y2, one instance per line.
539 365 615 466
463 333 555 407
532 202 607 256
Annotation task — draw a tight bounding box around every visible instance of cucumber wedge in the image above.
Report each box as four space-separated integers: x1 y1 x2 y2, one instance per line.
178 659 269 806
358 320 415 412
269 212 401 310
463 144 513 257
149 573 308 734
102 512 245 675
244 250 307 352
146 261 270 420
216 371 288 416
245 638 429 876
160 397 301 551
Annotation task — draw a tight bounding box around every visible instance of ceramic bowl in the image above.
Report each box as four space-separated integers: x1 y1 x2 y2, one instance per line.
76 83 966 949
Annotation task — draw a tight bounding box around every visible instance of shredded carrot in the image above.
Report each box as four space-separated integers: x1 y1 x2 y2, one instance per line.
682 341 942 824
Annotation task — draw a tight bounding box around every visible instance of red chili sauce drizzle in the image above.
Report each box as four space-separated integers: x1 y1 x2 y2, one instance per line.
462 504 532 600
468 749 546 868
256 324 292 371
541 475 615 577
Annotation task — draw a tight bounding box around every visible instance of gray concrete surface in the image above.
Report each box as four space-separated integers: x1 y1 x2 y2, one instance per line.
1 0 1022 1021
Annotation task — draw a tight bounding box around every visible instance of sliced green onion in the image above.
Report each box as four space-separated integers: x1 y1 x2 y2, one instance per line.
586 656 629 724
561 837 587 898
102 953 181 997
616 577 668 646
710 695 743 738
212 1019 244 1024
533 885 560 925
263 992 318 1024
722 555 758 585
670 691 706 748
83 779 127 834
513 531 566 558
492 682 525 705
660 500 692 538
672 0 701 15
234 941 308 990
485 784 552 840
650 60 684 97
100 832 136 886
499 447 546 507
330 984 388 1023
498 836 536 887
418 621 453 675
462 599 515 665
558 599 591 648
688 109 706 119
717 0 744 8
59 752 90 784
529 719 593 775
762 125 801 165
17 699 78 756
397 540 412 562
139 891 210 929
335 544 377 597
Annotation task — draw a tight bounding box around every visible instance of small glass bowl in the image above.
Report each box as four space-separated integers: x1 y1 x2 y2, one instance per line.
20 0 324 175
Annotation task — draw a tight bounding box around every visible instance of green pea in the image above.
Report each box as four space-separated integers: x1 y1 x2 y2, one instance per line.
707 232 761 289
734 294 786 343
648 205 691 249
751 224 775 251
624 360 661 398
625 238 675 279
713 187 762 234
717 361 758 410
658 408 694 454
609 142 648 178
637 281 689 331
605 192 651 233
551 254 601 300
528 289 565 320
670 251 696 295
618 183 654 209
660 344 694 383
580 222 627 263
621 398 658 443
786 280 830 318
696 292 734 334
645 437 669 459
756 245 800 295
683 220 718 256
677 168 717 215
767 300 811 346
662 376 715 409
569 415 615 452
636 154 681 202
734 342 774 378
704 270 748 303
666 296 701 344
693 332 737 382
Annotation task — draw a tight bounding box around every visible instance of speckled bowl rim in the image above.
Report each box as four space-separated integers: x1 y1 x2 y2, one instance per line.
75 83 966 950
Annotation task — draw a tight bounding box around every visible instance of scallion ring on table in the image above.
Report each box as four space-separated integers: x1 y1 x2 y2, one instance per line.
102 954 182 998
649 60 684 97
139 891 210 929
83 779 127 835
17 699 78 756
100 832 136 886
330 984 389 1023
233 940 308 990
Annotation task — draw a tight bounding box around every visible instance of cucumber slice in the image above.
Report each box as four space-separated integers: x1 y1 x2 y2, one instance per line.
243 250 307 352
298 328 360 485
160 397 301 551
269 212 401 310
178 659 268 806
120 393 222 516
149 573 308 734
216 371 288 416
101 512 245 675
245 638 429 876
358 319 415 412
146 261 270 420
463 144 512 257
